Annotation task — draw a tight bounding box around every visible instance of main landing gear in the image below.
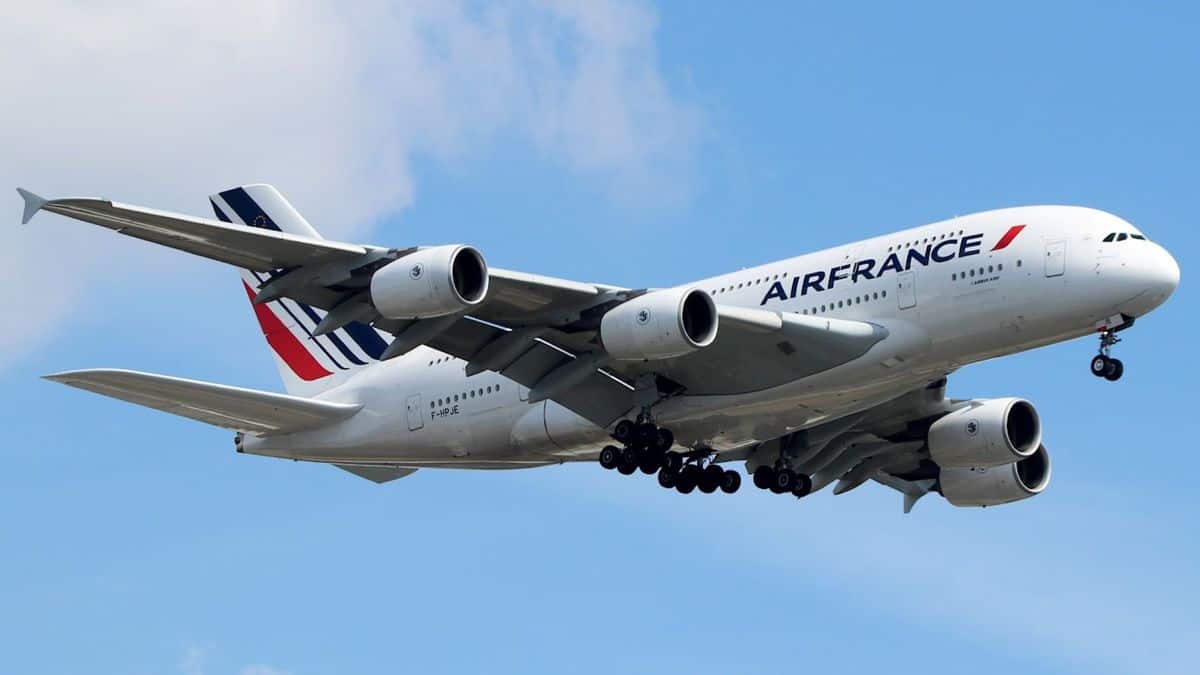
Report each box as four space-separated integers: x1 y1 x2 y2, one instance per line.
1091 319 1134 382
597 419 740 495
752 463 813 500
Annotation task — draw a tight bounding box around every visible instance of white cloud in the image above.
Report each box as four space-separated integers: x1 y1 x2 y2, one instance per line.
0 0 698 371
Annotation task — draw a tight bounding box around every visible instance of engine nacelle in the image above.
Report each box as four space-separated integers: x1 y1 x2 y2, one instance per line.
599 287 718 361
927 397 1042 469
940 444 1052 507
370 245 489 320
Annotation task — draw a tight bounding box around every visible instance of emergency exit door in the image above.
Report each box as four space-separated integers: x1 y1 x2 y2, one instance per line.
1045 240 1065 277
897 271 917 309
405 394 424 431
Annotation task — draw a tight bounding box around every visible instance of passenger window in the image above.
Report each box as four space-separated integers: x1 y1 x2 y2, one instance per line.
1103 233 1116 242
1117 233 1128 241
882 290 887 297
998 263 1003 271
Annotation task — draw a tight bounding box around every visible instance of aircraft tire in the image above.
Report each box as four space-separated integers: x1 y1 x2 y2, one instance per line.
720 470 741 494
598 445 620 470
791 473 813 498
753 465 775 490
1105 358 1124 381
653 427 674 451
662 452 683 473
639 452 663 474
771 469 796 494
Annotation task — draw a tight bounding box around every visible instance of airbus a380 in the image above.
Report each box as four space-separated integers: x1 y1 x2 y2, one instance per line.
17 184 1179 511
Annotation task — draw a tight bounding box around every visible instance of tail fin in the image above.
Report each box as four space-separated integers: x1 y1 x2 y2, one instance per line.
209 185 388 397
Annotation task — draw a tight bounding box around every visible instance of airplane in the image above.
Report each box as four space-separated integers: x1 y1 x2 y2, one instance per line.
16 184 1179 511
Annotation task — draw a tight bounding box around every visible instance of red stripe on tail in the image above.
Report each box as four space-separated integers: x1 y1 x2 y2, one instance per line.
992 224 1026 251
242 282 332 381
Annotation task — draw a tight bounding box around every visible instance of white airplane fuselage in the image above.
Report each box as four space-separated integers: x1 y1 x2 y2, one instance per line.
242 205 1179 469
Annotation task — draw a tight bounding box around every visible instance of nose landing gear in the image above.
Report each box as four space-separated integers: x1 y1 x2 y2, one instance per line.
1091 320 1133 381
598 417 740 495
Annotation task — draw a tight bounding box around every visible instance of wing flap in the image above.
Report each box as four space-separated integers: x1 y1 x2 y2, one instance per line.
44 369 361 434
428 318 635 427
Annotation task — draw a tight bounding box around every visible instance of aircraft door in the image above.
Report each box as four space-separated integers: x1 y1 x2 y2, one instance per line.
897 271 917 309
1045 240 1066 277
405 393 424 431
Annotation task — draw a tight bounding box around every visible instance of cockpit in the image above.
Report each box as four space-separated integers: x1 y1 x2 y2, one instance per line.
1102 232 1148 242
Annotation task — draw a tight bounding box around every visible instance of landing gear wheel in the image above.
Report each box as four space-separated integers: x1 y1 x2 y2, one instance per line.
719 470 741 494
771 469 796 494
662 452 683 473
612 419 635 444
699 465 723 494
676 466 699 494
1105 358 1124 381
598 445 620 470
620 446 641 467
617 460 637 475
657 468 678 489
634 423 657 447
639 452 663 475
1091 355 1110 377
753 465 776 490
653 427 675 451
676 466 700 492
791 473 813 498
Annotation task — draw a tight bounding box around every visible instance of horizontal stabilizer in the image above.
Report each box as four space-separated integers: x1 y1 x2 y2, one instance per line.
44 368 361 434
335 464 418 483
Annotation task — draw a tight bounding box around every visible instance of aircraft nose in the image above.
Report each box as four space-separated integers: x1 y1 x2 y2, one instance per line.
1140 242 1180 304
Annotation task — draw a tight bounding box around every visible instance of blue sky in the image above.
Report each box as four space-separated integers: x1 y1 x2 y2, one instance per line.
2 2 1198 674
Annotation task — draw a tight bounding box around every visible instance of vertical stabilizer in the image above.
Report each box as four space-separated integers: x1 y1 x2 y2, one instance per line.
209 185 388 397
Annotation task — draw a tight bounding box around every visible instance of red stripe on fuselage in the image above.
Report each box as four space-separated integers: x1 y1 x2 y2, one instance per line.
992 224 1026 251
242 282 332 381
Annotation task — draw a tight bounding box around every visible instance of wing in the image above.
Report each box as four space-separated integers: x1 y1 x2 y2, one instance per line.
44 369 362 434
19 189 369 271
21 186 894 431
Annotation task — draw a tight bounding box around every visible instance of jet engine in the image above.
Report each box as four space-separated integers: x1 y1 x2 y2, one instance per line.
370 245 489 319
927 397 1042 469
600 287 718 361
939 444 1052 507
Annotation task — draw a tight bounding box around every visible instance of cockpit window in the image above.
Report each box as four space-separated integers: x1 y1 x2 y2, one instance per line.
1103 233 1116 242
1117 233 1128 241
1131 234 1146 240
